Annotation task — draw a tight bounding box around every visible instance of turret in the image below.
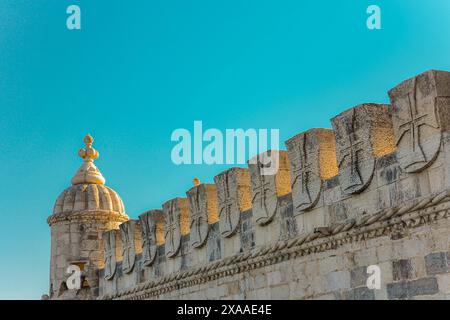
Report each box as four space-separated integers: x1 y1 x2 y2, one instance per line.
47 134 128 299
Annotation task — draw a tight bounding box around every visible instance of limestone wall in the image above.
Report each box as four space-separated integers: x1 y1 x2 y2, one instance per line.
98 69 450 300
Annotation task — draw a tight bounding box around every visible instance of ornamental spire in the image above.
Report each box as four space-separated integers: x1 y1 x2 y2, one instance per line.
71 134 106 185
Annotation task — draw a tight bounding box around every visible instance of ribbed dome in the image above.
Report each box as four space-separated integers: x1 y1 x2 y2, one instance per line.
53 184 125 215
50 134 126 217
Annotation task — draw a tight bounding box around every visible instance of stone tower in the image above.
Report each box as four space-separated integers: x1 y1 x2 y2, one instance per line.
47 134 128 299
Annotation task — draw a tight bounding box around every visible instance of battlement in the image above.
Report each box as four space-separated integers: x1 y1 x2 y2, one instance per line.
98 70 450 300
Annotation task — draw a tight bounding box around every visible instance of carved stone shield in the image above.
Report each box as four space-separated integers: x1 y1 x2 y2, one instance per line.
389 70 448 173
102 230 116 280
248 151 278 225
138 210 160 266
187 184 211 248
332 104 391 194
163 199 182 258
286 130 324 211
120 221 136 274
214 169 243 238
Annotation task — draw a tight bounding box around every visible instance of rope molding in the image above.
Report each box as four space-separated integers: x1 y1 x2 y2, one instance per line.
100 189 450 300
47 210 129 226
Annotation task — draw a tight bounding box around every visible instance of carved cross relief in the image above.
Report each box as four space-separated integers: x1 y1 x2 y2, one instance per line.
164 199 182 258
188 185 209 248
103 231 116 280
286 130 325 212
392 75 441 173
338 110 364 192
139 211 158 266
215 170 241 238
249 155 278 225
295 134 321 209
333 106 376 195
120 222 136 274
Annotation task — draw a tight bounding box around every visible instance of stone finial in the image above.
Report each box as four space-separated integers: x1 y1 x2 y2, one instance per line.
214 168 252 238
71 134 106 185
389 70 450 173
332 104 394 195
78 134 99 161
285 129 337 212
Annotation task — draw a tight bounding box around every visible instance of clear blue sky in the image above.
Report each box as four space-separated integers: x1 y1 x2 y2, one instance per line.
0 0 449 299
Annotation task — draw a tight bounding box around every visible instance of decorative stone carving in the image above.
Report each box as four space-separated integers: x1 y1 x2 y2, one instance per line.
248 150 291 225
139 210 163 266
214 168 252 237
120 220 140 274
332 104 394 195
103 230 117 280
389 70 450 172
285 129 337 212
163 198 189 258
71 134 106 185
103 188 450 301
187 184 218 248
248 153 277 226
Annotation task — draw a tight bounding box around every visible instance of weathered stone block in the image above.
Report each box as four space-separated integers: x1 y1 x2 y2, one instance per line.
327 270 350 291
248 150 291 225
254 273 268 289
102 229 121 280
120 220 141 274
253 288 271 299
162 197 189 258
387 281 408 300
354 247 378 266
267 271 283 287
389 70 450 173
436 274 450 294
408 277 439 297
328 202 348 223
206 222 221 262
392 259 413 281
331 103 394 195
187 183 218 249
312 293 336 300
278 194 297 240
350 266 367 288
153 245 166 278
425 252 450 275
376 153 400 186
397 174 430 202
270 284 290 299
319 255 343 275
428 166 445 194
214 168 252 238
139 210 164 267
387 277 439 299
240 209 254 251
401 238 427 258
345 287 375 300
180 234 191 270
323 184 341 207
285 128 337 213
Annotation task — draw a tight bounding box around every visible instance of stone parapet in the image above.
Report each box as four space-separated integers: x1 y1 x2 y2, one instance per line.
96 69 450 300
